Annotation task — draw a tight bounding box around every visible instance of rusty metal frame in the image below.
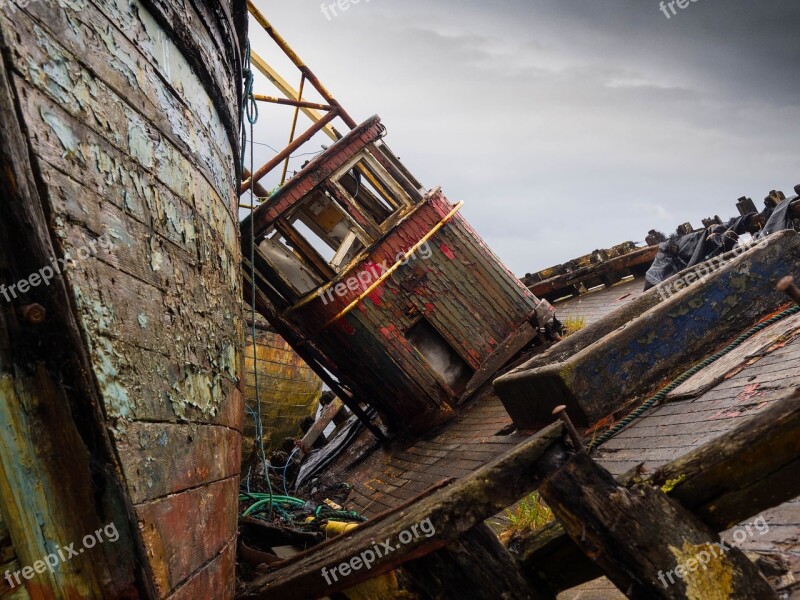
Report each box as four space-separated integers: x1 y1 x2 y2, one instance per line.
240 108 339 193
244 1 360 196
253 94 332 112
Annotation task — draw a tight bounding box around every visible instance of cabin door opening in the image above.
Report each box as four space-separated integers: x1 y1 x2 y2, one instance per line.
406 317 474 395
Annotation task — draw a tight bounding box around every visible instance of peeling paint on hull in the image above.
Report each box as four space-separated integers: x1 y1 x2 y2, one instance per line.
0 0 246 597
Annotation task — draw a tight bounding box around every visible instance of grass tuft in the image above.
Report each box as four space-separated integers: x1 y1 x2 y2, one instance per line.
503 492 554 534
562 316 587 336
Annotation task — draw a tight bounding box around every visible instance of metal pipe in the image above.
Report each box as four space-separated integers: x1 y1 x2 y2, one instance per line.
281 75 306 185
247 0 358 129
253 94 332 111
250 51 341 143
242 168 272 199
552 405 584 451
240 109 339 193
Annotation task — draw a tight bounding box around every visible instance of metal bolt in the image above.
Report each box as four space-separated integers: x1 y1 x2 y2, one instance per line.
552 405 584 451
19 303 46 324
777 276 800 306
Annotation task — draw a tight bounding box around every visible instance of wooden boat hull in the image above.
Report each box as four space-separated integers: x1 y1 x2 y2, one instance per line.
0 0 246 597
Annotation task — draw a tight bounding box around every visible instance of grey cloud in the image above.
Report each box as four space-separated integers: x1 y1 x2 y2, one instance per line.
246 0 800 273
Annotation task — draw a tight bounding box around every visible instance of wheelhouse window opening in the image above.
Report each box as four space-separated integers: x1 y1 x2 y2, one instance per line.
373 140 427 200
333 152 413 230
258 227 324 298
288 189 370 273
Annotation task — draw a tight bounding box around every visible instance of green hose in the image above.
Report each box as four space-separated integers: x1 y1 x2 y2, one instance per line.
587 305 800 452
240 493 305 518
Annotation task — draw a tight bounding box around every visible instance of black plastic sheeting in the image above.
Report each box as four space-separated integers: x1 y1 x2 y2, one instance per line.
294 407 379 490
644 200 798 290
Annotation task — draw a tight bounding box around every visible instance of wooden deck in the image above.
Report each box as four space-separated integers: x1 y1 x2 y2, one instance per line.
553 276 645 327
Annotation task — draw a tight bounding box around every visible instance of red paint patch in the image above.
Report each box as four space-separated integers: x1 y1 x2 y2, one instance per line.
711 409 742 419
380 327 393 340
368 286 384 306
424 303 435 313
440 242 456 260
735 383 762 404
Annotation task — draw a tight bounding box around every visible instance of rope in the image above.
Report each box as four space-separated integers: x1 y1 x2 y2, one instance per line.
240 40 273 517
587 304 800 452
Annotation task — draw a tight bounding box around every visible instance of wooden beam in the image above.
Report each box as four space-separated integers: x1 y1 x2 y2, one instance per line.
402 523 554 600
296 397 343 459
512 389 800 594
239 422 568 599
538 452 776 599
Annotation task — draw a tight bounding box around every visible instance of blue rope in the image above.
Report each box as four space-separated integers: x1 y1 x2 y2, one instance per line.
588 305 800 452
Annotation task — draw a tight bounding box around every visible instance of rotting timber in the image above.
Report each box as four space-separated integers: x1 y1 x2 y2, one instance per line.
241 388 800 599
0 0 248 597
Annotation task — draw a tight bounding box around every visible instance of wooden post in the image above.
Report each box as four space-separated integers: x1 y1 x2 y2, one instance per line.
402 523 554 600
538 452 777 599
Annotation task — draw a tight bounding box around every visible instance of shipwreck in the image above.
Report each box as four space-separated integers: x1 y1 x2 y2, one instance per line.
0 1 798 599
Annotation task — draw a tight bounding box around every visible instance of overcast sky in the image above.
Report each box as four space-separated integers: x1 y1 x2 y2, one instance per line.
244 0 800 276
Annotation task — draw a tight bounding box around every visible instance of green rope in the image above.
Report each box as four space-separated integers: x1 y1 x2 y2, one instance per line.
587 305 800 452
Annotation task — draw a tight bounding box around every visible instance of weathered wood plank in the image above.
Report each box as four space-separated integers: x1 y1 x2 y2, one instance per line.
297 397 344 458
165 539 236 600
538 451 776 599
7 2 235 208
136 476 239 597
240 422 567 599
666 313 800 400
116 421 241 504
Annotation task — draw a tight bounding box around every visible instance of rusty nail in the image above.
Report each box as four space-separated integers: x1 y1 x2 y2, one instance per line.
777 276 800 306
19 303 46 324
552 405 584 451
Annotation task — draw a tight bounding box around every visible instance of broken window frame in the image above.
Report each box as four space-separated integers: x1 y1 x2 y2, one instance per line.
288 189 372 271
330 150 416 233
255 227 327 302
255 188 379 301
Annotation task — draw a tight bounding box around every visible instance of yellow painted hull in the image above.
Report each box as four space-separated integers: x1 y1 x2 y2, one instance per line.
243 319 323 457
